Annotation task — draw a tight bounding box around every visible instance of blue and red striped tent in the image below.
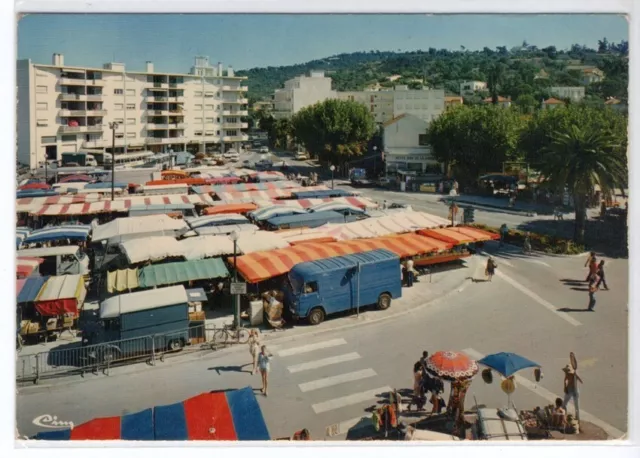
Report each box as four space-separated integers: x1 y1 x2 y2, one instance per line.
33 387 270 441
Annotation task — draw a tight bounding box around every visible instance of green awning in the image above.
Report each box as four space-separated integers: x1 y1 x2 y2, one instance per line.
138 258 229 288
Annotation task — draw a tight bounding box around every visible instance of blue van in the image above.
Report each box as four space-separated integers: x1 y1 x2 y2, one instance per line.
264 210 356 230
283 249 402 325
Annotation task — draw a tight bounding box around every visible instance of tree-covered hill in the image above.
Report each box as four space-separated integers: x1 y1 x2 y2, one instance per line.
237 39 628 104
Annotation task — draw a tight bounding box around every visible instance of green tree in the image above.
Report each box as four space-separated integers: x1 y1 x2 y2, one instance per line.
487 63 506 104
291 99 376 165
514 94 537 114
426 105 525 182
273 118 293 149
540 126 626 243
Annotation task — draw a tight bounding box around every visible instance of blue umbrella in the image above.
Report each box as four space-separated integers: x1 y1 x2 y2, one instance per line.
477 352 540 378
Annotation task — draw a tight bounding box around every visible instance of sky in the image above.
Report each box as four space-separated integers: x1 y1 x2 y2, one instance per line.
17 14 629 72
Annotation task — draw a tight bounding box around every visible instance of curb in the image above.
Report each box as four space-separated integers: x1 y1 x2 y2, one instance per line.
18 259 480 391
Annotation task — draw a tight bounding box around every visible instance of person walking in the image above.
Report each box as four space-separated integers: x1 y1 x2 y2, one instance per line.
523 232 532 254
499 224 508 247
596 260 609 290
248 330 261 375
405 259 417 287
485 257 497 282
258 345 272 396
562 365 583 421
587 280 598 311
586 253 598 282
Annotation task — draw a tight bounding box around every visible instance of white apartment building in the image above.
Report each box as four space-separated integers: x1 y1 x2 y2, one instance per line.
460 80 488 95
382 114 441 174
17 54 249 168
272 70 336 119
550 86 586 102
337 86 445 125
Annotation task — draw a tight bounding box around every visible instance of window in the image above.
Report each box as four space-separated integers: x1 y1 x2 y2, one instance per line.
61 134 76 142
216 130 220 135
195 131 203 136
114 89 124 95
194 91 203 97
37 119 49 126
114 103 124 110
205 104 214 110
216 117 221 123
114 118 124 124
205 131 214 136
36 102 47 111
126 132 136 138
41 136 56 144
418 134 429 146
126 89 135 96
195 104 203 110
126 118 136 125
205 92 214 98
195 117 203 123
115 133 124 139
304 282 318 294
126 103 135 110
205 117 214 123
36 85 48 94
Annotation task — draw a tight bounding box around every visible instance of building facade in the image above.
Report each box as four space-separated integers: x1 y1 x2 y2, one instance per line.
272 71 336 119
382 114 441 174
17 54 249 168
337 86 445 125
550 86 585 102
483 96 512 108
459 81 488 95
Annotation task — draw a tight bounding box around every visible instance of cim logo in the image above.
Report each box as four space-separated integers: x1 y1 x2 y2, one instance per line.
32 414 74 429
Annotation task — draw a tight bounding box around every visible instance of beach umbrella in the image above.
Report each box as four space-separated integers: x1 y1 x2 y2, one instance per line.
425 350 479 381
477 352 540 378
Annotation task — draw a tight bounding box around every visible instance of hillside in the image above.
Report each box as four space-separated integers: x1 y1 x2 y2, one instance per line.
236 40 628 103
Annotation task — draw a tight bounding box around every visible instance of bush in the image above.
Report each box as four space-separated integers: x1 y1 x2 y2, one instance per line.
469 224 585 255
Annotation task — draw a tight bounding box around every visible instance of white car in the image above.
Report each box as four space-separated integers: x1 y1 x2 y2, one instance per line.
295 151 309 160
259 146 269 154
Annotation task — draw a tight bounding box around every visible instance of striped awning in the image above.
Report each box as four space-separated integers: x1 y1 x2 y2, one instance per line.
193 180 300 195
216 186 328 202
253 196 378 210
232 233 452 283
418 227 499 244
23 225 91 244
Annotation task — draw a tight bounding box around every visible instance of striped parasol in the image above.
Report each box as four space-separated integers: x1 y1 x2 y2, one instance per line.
425 351 479 381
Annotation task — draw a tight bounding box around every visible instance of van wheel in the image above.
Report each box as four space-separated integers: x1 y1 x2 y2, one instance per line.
168 339 184 351
377 293 392 310
308 308 325 326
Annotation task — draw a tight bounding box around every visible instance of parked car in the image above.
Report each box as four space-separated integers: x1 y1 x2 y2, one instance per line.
295 151 309 160
259 146 269 154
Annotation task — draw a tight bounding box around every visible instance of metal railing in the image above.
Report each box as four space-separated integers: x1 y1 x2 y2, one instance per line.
16 323 234 384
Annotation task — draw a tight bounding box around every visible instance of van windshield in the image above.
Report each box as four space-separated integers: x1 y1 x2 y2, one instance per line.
288 273 302 294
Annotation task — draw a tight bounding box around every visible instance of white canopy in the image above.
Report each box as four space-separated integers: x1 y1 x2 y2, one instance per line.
37 275 84 301
182 223 259 238
324 211 449 240
100 285 188 319
92 214 188 244
236 231 290 253
178 236 236 260
119 236 184 264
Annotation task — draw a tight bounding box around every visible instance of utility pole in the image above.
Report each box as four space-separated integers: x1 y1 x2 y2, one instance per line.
109 121 119 201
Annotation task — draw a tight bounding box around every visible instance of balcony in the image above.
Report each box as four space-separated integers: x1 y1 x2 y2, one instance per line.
146 123 170 129
86 79 104 86
146 110 170 116
168 123 186 129
167 96 185 102
82 139 107 148
222 110 249 116
168 82 185 88
86 94 103 101
59 93 87 101
223 135 249 142
59 125 104 133
59 109 107 117
222 122 248 129
59 78 86 86
223 98 248 104
150 82 169 89
147 96 168 102
146 137 187 144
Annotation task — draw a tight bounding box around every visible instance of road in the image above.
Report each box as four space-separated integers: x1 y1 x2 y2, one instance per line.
17 243 628 440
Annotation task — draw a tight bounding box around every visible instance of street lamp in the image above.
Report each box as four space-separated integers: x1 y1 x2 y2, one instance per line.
373 146 378 175
330 165 336 189
40 160 48 183
229 230 240 328
109 121 119 201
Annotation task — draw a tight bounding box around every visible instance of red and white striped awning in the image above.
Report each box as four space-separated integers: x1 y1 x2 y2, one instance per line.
29 194 215 216
216 186 328 202
254 196 379 210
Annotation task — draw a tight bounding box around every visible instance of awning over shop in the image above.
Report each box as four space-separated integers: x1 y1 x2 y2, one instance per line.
33 387 270 441
23 225 91 244
17 257 43 279
417 227 500 244
92 214 188 244
17 276 48 303
233 233 452 283
203 203 258 215
35 274 86 316
138 258 229 288
107 268 140 294
27 194 215 216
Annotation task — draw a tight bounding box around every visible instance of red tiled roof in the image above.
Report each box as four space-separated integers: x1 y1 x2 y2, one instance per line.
543 97 565 105
483 96 511 103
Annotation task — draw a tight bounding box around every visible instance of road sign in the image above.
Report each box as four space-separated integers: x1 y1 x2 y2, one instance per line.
230 282 247 295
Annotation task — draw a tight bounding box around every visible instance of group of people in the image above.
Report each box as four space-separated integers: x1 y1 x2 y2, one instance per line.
584 252 609 312
408 351 446 414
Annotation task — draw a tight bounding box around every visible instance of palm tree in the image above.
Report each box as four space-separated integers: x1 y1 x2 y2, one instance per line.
541 125 627 244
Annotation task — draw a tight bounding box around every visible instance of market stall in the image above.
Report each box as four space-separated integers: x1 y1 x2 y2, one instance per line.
22 225 92 246
16 227 31 249
215 186 328 203
33 386 270 441
34 274 87 316
17 257 44 279
92 214 188 244
202 203 258 215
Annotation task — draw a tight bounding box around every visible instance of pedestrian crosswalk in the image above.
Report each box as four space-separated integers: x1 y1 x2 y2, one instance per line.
275 337 391 438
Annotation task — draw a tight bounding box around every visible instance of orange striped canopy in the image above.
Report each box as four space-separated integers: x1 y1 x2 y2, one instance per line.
146 178 208 186
203 203 258 215
232 233 452 283
418 227 499 244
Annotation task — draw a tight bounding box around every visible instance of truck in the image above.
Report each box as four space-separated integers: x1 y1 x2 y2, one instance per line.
83 285 191 360
349 168 371 187
61 152 98 167
283 249 402 325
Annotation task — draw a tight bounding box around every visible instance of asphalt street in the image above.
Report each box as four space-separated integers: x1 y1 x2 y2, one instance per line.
16 243 628 440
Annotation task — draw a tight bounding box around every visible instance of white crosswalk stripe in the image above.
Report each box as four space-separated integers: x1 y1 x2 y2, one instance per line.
287 352 361 373
278 338 347 357
298 368 377 392
312 386 392 414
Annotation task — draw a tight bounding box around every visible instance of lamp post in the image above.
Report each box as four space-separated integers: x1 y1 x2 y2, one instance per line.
109 121 119 201
229 230 240 328
373 146 378 175
41 160 48 183
330 165 335 189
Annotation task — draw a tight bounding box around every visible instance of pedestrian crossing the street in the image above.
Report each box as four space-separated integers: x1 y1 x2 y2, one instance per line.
275 337 391 438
